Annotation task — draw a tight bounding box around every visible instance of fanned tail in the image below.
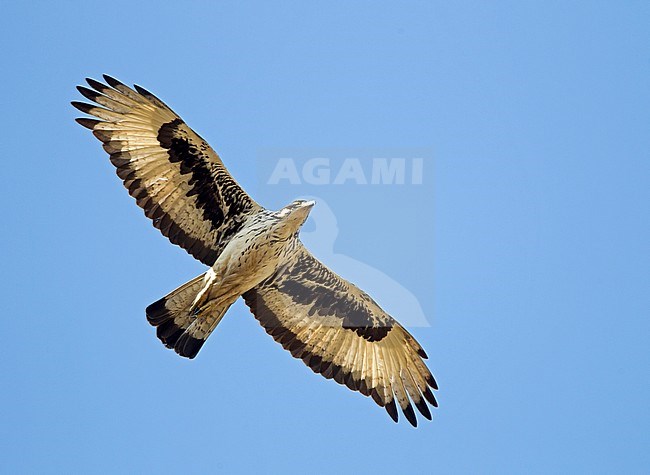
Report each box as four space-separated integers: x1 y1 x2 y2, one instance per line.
146 273 231 359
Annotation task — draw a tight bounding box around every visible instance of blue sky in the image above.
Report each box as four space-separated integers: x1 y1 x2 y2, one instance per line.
1 1 648 473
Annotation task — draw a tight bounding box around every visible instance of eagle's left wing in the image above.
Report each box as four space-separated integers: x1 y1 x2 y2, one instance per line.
242 244 437 426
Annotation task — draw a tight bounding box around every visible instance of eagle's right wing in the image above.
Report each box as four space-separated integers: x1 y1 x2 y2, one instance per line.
242 244 437 426
73 75 262 266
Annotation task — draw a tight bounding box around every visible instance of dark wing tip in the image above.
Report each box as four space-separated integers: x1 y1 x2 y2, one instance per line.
133 83 169 110
86 77 109 93
76 85 101 102
370 388 384 407
414 397 432 420
103 74 125 88
71 101 94 114
403 403 418 427
427 374 439 391
423 386 438 407
133 84 153 97
385 399 399 423
417 348 428 359
86 78 106 88
75 117 100 130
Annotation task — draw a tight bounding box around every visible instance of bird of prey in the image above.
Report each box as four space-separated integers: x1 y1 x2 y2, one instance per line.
72 76 438 426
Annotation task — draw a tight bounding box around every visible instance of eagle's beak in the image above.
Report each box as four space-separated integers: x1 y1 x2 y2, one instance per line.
286 200 315 227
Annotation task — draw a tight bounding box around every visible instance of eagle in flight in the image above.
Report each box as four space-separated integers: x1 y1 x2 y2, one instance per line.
73 76 438 426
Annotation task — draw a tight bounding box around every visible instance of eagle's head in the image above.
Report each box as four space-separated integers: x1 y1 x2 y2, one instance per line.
276 199 315 238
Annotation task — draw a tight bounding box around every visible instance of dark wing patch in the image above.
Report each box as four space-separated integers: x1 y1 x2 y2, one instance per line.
73 75 262 266
242 244 437 426
276 252 391 342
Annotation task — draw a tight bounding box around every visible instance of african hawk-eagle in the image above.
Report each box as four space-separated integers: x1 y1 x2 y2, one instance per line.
72 76 438 426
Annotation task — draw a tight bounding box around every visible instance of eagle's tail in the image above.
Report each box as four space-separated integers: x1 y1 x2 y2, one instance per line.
145 273 231 359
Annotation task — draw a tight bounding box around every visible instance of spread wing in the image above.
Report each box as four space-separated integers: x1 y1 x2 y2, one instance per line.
242 244 438 426
72 75 262 266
